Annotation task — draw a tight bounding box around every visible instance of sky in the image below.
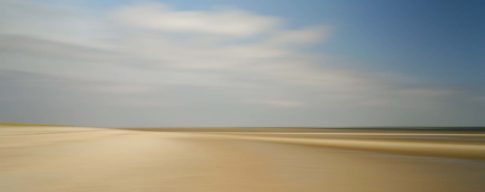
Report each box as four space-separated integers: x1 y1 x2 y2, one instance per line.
0 0 484 127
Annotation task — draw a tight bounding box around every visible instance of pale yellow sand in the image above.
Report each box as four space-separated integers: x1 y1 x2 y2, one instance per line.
1 126 484 192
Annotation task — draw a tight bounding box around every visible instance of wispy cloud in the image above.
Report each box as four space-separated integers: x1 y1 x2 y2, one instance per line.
112 3 280 37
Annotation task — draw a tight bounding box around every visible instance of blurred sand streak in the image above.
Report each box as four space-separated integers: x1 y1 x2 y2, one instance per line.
198 132 485 159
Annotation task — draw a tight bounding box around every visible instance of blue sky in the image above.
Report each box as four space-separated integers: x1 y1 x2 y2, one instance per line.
76 0 484 86
0 0 484 127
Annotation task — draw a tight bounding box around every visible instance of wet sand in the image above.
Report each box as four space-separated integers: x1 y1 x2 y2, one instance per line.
1 126 484 192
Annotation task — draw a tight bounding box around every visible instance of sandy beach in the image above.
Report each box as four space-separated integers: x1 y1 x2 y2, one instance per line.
1 126 484 192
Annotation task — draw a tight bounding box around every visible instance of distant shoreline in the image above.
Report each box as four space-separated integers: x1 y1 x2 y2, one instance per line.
2 122 484 132
119 127 485 133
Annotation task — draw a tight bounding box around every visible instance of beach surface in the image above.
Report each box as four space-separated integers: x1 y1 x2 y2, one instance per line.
1 125 484 192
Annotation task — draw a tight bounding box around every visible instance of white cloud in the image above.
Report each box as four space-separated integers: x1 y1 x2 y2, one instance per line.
266 26 330 46
112 3 280 37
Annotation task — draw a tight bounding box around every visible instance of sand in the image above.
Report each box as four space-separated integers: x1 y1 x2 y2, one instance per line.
1 126 484 192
